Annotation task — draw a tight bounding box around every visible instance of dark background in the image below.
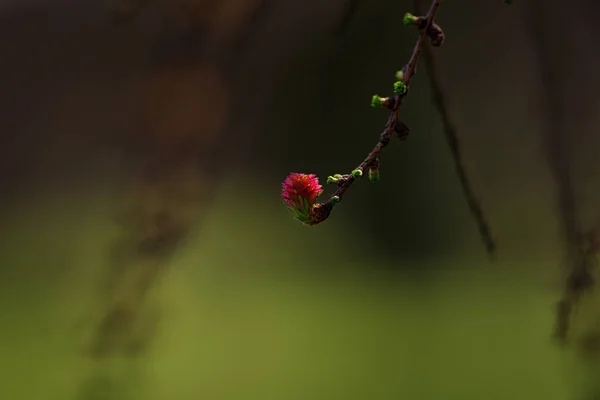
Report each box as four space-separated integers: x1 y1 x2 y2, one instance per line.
0 0 599 399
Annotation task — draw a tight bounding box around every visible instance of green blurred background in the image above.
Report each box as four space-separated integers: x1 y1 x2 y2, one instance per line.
1 0 599 399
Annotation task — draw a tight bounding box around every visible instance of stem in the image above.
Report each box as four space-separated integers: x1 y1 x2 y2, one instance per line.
327 0 441 202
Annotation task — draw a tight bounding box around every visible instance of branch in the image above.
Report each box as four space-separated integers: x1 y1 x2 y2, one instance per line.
325 3 444 201
521 0 587 345
414 0 495 256
281 1 511 254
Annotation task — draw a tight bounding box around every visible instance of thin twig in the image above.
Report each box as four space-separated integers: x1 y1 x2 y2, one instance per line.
306 0 481 231
414 0 495 257
525 0 587 344
322 0 441 206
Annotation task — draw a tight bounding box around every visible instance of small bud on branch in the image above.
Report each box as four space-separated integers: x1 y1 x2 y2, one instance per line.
371 95 388 108
368 158 381 182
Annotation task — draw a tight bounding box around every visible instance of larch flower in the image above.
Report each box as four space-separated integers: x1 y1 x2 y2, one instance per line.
281 173 323 225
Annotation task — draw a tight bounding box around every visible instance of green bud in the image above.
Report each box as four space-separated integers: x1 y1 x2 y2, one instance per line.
393 80 407 95
368 167 380 182
403 12 417 26
327 174 345 184
331 195 340 204
395 70 404 82
371 94 385 108
351 169 363 178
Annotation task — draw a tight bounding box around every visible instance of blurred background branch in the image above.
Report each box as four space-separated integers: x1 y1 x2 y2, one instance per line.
413 0 495 256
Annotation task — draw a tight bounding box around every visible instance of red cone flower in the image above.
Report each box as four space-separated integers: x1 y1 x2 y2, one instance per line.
281 173 323 225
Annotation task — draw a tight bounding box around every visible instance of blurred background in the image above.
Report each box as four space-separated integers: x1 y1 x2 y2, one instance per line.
0 0 599 399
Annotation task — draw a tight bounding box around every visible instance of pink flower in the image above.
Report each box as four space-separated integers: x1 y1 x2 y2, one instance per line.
281 173 323 225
